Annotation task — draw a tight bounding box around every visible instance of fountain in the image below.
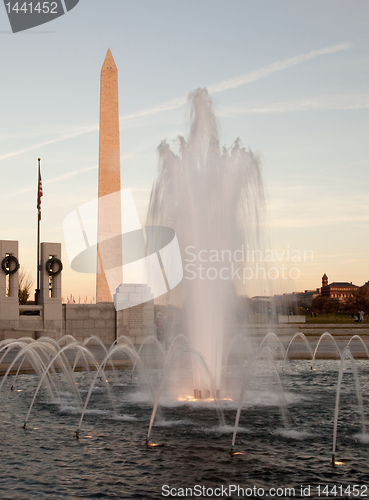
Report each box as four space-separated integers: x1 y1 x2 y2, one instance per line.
147 88 264 398
1 331 369 497
0 90 368 498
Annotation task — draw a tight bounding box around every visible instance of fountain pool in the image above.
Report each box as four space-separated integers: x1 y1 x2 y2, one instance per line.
1 89 368 498
0 334 368 499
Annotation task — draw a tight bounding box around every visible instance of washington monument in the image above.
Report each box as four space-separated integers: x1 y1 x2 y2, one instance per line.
96 49 122 302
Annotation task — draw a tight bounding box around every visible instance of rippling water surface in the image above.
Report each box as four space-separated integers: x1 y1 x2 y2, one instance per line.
0 360 368 499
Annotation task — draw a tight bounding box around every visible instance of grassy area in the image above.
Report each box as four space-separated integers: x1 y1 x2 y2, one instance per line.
241 313 368 325
305 314 368 324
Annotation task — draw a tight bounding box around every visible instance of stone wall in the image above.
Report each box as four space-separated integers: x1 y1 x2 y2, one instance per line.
117 300 155 345
64 303 116 344
63 301 155 345
1 301 155 345
0 240 155 345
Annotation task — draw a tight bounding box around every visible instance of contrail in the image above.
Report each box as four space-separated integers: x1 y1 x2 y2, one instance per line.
0 43 351 162
0 125 98 161
2 165 98 199
219 93 369 116
118 43 352 116
208 43 351 93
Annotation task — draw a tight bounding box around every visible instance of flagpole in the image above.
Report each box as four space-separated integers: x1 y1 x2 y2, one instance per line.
35 158 41 305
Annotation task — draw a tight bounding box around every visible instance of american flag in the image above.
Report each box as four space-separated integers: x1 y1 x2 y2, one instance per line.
37 159 43 221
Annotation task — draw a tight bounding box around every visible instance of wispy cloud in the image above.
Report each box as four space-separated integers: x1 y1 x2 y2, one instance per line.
273 212 369 229
3 151 142 201
120 96 186 121
117 43 352 120
2 165 98 199
268 185 369 229
0 43 351 162
220 93 369 116
208 43 351 93
0 125 98 162
43 165 98 186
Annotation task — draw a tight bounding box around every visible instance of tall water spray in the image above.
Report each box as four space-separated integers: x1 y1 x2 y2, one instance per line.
147 89 265 396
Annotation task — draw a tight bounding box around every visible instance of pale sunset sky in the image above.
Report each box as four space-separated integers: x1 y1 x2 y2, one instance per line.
1 1 368 301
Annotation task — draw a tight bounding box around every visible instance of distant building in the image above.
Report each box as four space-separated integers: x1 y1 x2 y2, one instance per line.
272 288 319 314
248 276 367 315
320 274 359 301
293 289 320 305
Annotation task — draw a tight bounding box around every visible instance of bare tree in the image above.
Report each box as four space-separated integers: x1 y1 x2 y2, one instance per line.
18 269 34 305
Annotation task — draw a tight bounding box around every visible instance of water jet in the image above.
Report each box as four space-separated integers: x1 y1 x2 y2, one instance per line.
0 90 368 497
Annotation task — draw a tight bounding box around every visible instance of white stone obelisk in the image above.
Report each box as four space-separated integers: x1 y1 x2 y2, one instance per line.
96 49 122 302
